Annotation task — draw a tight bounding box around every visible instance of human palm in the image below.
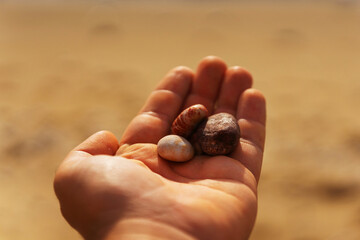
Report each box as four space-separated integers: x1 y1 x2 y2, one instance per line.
54 56 266 240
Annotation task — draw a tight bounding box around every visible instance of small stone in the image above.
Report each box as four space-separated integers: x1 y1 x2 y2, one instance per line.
171 104 209 138
193 113 240 155
157 135 194 162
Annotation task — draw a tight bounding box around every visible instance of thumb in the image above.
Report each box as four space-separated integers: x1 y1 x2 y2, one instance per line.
73 130 120 156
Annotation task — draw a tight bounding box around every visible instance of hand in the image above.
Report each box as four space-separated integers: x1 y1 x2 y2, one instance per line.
54 56 266 240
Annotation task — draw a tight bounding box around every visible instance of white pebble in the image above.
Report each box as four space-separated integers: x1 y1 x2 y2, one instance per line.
157 135 194 162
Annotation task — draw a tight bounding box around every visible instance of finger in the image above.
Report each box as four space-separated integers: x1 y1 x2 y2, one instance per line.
237 89 266 142
184 56 227 113
214 66 253 116
232 89 266 180
237 89 266 147
120 66 193 145
73 130 120 156
233 141 264 182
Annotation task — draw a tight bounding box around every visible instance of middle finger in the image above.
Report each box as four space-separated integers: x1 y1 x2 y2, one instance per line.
183 56 227 114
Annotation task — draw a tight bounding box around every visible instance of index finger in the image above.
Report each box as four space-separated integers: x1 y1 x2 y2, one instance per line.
120 66 193 145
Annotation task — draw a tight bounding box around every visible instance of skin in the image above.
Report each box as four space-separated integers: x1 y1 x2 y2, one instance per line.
54 56 266 240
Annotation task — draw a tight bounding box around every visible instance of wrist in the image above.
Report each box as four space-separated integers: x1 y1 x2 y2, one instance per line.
89 218 195 240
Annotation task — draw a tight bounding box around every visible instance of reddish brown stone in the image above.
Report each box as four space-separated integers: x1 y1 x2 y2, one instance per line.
171 104 209 138
194 113 240 155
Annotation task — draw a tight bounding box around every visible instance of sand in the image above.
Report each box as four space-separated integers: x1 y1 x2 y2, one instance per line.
0 1 359 239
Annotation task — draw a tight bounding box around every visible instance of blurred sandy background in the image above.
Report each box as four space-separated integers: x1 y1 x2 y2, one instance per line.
0 0 360 239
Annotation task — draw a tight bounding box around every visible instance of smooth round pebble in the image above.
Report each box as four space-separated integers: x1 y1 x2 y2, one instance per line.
157 135 194 162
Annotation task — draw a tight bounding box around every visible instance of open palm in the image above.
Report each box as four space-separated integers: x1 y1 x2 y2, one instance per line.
54 56 266 240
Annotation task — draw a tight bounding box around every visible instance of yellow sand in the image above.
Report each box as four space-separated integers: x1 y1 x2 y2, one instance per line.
0 1 359 239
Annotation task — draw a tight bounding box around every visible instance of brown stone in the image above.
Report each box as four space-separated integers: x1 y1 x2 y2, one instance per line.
193 113 240 155
171 104 209 138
